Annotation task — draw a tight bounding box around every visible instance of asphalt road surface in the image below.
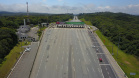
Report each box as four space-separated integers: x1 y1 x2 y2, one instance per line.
8 42 39 78
30 28 104 78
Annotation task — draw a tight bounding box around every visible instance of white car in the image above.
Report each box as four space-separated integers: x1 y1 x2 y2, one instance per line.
25 47 31 52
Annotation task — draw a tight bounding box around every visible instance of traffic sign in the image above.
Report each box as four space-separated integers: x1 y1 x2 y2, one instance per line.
130 72 136 75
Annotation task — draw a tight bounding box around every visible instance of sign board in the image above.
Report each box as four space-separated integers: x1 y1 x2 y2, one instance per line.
130 73 136 75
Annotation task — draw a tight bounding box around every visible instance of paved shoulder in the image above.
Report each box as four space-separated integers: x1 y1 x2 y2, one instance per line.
8 42 39 78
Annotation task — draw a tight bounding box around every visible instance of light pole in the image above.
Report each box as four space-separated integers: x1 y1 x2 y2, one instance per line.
116 35 120 58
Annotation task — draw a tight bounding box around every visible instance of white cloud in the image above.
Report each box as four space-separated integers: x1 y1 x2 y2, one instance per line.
0 3 139 14
57 0 63 2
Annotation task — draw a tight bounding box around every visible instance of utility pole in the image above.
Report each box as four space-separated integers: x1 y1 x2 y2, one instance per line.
116 35 120 58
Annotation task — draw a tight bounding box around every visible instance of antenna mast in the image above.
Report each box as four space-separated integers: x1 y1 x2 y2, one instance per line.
26 2 30 24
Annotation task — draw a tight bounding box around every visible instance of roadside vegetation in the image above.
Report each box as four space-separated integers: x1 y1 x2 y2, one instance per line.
80 18 93 29
79 12 139 78
96 30 139 78
0 42 24 78
79 12 139 57
37 26 47 39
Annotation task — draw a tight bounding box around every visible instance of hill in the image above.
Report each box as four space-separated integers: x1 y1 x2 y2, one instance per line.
79 12 139 57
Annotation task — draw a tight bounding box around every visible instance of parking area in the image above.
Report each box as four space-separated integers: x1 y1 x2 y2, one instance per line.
88 30 117 78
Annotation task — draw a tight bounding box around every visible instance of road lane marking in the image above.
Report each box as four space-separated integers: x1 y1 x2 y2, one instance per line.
94 59 96 63
67 66 68 71
99 64 110 65
87 52 88 56
36 52 45 78
98 68 100 72
106 68 107 70
56 65 57 69
107 72 109 75
92 67 95 72
73 67 75 71
62 65 63 69
87 67 89 72
88 58 91 63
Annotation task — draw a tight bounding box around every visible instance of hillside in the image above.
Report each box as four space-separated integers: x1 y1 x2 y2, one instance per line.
79 12 139 57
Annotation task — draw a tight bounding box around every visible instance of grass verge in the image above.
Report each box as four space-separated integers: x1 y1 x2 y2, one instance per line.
37 27 47 39
68 19 72 21
80 18 92 25
96 30 139 78
80 18 93 29
0 42 25 78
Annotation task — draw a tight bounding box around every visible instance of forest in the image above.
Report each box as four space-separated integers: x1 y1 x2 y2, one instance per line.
0 14 73 64
78 12 139 57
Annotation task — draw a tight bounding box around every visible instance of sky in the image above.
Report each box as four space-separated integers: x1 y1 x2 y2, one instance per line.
0 0 139 14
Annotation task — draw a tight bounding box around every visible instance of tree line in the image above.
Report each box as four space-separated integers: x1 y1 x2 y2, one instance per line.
0 14 73 64
78 12 139 57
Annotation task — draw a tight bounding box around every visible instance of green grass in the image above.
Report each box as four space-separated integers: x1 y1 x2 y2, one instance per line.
68 19 72 21
80 18 93 29
96 30 139 78
37 27 47 39
80 18 92 25
0 42 24 78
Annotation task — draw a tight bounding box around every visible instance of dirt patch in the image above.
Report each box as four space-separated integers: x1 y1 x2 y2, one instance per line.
124 61 131 64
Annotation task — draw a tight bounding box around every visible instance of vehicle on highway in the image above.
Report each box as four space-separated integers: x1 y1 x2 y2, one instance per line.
25 47 31 52
99 58 102 62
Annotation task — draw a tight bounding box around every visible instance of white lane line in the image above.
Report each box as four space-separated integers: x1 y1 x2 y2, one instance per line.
107 72 109 75
45 66 46 70
73 67 75 71
62 65 63 69
36 53 45 78
57 56 58 60
88 58 91 63
94 59 96 63
98 68 100 72
56 65 57 69
106 68 107 70
99 64 110 65
86 52 88 56
87 67 89 72
92 67 95 72
67 66 68 71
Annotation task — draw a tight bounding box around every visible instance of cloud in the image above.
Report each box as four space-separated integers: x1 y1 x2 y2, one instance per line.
0 3 139 14
57 0 63 2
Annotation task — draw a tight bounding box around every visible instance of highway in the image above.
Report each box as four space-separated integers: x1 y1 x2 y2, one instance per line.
30 28 104 78
30 16 117 78
70 16 81 22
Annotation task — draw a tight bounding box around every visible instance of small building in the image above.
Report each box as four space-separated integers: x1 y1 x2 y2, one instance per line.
16 19 31 41
41 23 49 27
18 25 30 33
16 32 28 41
